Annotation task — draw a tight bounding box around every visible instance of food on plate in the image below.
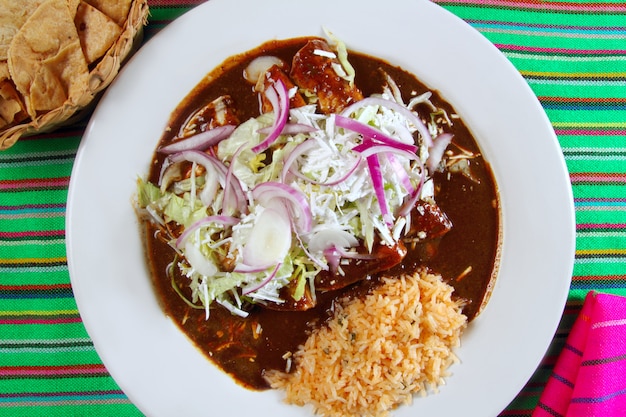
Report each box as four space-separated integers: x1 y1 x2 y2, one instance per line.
0 0 148 149
135 33 501 415
265 270 466 417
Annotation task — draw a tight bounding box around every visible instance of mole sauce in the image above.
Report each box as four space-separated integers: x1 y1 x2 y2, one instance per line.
141 38 500 390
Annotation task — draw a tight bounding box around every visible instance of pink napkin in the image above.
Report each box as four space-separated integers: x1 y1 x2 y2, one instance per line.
533 291 626 417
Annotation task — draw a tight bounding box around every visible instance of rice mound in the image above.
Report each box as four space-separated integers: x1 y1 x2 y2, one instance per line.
265 268 467 417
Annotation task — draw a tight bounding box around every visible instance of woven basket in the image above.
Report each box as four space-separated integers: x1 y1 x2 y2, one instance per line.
0 0 149 150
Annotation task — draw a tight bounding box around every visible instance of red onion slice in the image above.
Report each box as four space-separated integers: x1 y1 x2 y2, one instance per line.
366 154 393 226
222 143 247 215
323 247 342 273
241 263 282 296
169 151 226 206
243 56 285 84
158 160 184 191
159 125 236 154
335 115 418 154
169 150 247 214
251 182 313 233
386 153 415 195
308 228 358 254
169 150 226 174
176 215 239 249
323 245 376 273
251 79 290 153
280 139 319 182
340 96 433 147
427 133 454 173
353 142 420 161
397 156 427 217
199 164 222 207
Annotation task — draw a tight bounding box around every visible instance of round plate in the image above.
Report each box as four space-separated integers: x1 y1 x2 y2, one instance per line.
66 0 575 415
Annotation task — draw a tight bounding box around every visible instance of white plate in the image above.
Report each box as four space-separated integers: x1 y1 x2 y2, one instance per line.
66 0 575 416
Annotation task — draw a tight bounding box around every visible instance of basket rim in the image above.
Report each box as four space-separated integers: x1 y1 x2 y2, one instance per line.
0 0 150 150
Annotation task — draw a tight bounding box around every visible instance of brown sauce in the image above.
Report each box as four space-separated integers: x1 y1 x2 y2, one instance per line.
141 37 501 390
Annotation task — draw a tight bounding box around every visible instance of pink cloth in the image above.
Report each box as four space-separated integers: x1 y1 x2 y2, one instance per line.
533 291 626 417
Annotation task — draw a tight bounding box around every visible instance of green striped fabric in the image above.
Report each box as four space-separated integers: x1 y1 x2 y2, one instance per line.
0 129 142 416
1 0 624 416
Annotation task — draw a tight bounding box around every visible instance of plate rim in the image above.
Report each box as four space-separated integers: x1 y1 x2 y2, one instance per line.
66 0 575 416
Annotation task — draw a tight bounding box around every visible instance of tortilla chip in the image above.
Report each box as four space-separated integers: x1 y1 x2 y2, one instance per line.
0 62 10 83
83 0 132 26
7 0 89 118
0 62 27 128
75 1 122 64
1 0 148 148
0 0 47 61
66 0 82 19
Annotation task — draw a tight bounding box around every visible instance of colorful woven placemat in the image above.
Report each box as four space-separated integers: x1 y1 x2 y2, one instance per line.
1 0 624 416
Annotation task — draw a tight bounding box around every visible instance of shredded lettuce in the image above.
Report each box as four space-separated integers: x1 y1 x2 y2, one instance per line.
323 27 356 87
217 116 268 189
136 178 161 208
137 35 439 319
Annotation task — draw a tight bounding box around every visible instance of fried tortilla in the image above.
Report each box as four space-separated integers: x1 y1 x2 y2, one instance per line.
0 62 27 128
7 0 90 119
0 0 46 61
75 1 122 64
83 0 133 26
0 0 147 148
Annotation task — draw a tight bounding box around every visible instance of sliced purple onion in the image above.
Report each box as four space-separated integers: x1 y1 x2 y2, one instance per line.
386 153 415 195
158 160 184 191
251 181 312 233
294 230 328 271
427 132 454 173
397 156 427 217
340 96 433 147
222 143 247 215
241 263 282 295
169 150 226 173
280 139 319 183
323 247 342 273
243 56 285 84
176 215 239 248
335 248 377 261
159 125 236 154
323 245 376 273
353 142 420 161
199 164 220 207
335 115 418 154
366 154 393 226
308 228 358 254
252 79 290 153
169 150 247 213
184 240 218 277
169 151 226 206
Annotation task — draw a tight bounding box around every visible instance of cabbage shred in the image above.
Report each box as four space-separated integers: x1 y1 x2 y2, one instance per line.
136 42 447 320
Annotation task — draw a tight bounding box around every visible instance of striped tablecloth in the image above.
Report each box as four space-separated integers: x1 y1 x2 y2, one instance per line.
1 0 624 416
